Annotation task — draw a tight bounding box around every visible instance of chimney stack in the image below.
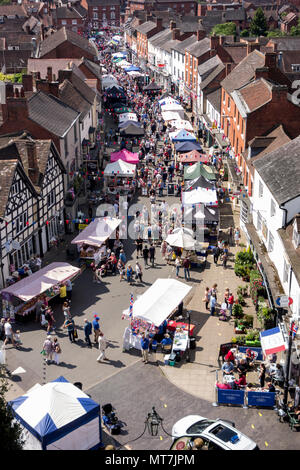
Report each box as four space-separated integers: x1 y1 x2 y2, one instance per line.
47 66 53 82
36 79 59 97
197 29 205 41
172 28 181 40
219 35 225 45
22 74 33 93
156 17 163 29
254 67 269 80
58 69 73 83
5 94 28 122
225 63 232 76
247 41 260 55
265 52 277 69
210 34 219 49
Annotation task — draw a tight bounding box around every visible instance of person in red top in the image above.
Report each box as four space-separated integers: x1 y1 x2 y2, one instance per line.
224 348 236 363
227 293 234 316
234 374 247 389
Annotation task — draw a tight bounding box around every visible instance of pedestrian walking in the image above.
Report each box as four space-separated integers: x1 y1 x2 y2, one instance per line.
213 246 221 265
136 236 143 258
224 288 230 307
210 295 216 316
62 301 71 320
227 293 234 316
14 330 22 348
149 244 155 267
127 264 133 284
84 318 92 347
65 278 73 300
43 336 53 364
117 258 125 282
234 228 241 247
64 317 76 343
97 332 109 362
142 245 149 267
182 257 191 281
53 337 61 365
4 318 15 347
135 260 143 283
210 284 218 301
119 249 126 265
35 295 46 323
93 315 100 343
0 318 5 341
140 333 149 364
202 287 210 310
45 308 55 334
222 251 228 268
175 256 181 277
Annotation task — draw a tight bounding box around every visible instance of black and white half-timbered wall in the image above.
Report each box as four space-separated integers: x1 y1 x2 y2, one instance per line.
0 134 65 287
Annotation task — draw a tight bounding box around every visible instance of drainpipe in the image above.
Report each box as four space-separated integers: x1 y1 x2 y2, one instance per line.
280 203 288 228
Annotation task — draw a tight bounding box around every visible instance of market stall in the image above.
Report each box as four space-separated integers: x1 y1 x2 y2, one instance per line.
122 279 192 351
118 112 138 124
71 217 122 265
104 160 136 195
169 129 197 142
184 176 215 191
161 103 185 119
119 122 144 136
175 141 202 153
110 149 139 165
162 111 182 123
184 205 219 243
184 161 217 181
182 187 218 206
1 263 81 321
169 119 193 131
180 151 209 164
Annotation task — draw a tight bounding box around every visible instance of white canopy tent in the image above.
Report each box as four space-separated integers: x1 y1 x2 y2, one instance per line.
119 112 138 123
104 160 136 177
182 187 218 206
159 97 180 106
9 376 102 450
118 60 132 68
169 119 193 131
162 111 182 122
161 103 184 118
101 74 118 88
124 279 192 326
71 217 122 247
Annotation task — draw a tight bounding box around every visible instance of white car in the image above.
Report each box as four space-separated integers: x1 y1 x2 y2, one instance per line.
171 415 259 450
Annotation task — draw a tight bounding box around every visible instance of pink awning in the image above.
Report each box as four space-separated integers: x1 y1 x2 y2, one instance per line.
179 151 209 163
110 149 139 165
1 262 80 302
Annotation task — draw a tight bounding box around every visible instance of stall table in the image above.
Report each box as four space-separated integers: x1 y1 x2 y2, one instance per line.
172 331 189 353
167 320 195 336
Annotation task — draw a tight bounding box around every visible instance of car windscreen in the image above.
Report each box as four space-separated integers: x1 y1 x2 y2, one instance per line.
187 420 215 434
208 424 239 443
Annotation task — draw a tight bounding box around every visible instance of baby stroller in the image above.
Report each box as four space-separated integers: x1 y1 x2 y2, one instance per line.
102 403 122 435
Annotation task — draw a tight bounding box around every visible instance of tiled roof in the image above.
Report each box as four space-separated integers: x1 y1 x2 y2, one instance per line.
82 58 102 79
39 27 97 58
59 80 91 121
0 159 18 218
235 78 272 114
198 54 222 77
0 4 27 17
200 63 225 90
149 29 172 48
206 87 221 112
28 91 80 138
171 35 197 53
267 37 300 51
71 70 96 104
185 37 210 58
221 49 265 94
135 21 157 34
223 44 247 64
249 125 291 165
55 6 84 19
253 135 300 205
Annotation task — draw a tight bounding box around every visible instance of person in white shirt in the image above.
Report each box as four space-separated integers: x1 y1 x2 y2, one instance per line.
4 318 15 346
97 332 109 362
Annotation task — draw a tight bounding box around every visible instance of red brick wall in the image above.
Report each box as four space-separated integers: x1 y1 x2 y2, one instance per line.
56 18 85 32
40 41 96 60
88 5 120 25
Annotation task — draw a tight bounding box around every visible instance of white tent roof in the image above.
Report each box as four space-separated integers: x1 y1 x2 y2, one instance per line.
165 229 197 250
9 376 101 450
169 119 193 131
104 160 136 177
71 217 122 247
118 60 131 68
130 279 192 326
127 71 143 77
161 103 184 113
119 112 138 123
182 187 218 206
158 97 179 106
162 111 182 122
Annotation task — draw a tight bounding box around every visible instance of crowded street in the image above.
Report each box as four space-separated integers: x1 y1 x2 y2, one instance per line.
1 25 299 452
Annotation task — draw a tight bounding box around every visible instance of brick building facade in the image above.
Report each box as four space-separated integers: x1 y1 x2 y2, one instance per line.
83 0 121 27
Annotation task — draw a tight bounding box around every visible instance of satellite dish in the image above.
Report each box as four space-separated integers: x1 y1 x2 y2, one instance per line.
292 352 300 365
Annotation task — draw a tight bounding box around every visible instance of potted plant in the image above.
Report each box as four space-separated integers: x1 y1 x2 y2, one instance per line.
233 303 244 319
234 319 246 334
245 329 261 347
243 314 254 328
235 335 246 346
237 293 246 306
237 285 248 297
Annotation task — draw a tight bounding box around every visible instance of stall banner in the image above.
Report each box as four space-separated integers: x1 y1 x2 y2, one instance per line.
260 326 287 356
217 389 245 406
238 346 263 361
247 391 276 408
79 224 88 230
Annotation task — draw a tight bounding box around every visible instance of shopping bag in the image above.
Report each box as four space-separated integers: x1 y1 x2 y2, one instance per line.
73 329 78 339
40 349 46 356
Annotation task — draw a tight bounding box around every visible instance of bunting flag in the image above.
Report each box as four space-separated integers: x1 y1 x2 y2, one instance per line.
129 292 134 318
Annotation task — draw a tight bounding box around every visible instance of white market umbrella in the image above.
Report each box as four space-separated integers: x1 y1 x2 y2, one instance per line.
165 229 197 250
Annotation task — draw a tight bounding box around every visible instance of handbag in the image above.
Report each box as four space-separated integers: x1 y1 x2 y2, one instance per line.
73 329 78 339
